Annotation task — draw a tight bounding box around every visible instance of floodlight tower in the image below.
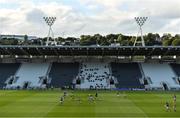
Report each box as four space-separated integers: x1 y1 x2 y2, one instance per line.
133 17 148 47
43 17 57 46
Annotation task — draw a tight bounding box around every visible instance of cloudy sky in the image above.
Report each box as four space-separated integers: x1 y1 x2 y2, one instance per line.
0 0 180 37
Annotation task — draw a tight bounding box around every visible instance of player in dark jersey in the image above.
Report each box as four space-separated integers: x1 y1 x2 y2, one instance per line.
95 92 98 98
173 94 177 112
60 96 64 105
164 102 170 112
173 102 176 112
173 94 176 103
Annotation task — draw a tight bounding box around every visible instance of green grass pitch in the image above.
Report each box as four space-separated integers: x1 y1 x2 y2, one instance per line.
0 90 179 118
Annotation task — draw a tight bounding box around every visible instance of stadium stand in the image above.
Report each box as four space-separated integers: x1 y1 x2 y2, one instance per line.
170 64 180 85
111 63 144 89
78 62 113 89
0 63 20 89
141 63 180 90
6 63 50 89
49 62 79 88
0 45 180 90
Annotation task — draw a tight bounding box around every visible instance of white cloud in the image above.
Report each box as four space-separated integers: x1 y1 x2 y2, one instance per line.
78 0 125 8
0 0 180 37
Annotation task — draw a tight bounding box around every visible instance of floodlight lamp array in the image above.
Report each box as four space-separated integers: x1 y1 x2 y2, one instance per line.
43 17 56 26
135 17 148 27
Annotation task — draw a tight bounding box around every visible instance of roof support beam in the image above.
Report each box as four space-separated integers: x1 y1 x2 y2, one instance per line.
70 48 74 56
163 48 171 56
117 49 121 56
147 48 155 56
2 48 12 55
53 48 59 56
132 48 138 56
20 48 30 56
102 48 104 57
36 48 44 55
86 48 89 56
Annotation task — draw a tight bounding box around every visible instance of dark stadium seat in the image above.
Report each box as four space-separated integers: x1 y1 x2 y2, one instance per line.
170 64 180 76
111 63 144 89
49 62 79 88
0 63 20 89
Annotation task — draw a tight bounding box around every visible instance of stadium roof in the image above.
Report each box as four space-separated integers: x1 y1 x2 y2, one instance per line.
0 45 180 56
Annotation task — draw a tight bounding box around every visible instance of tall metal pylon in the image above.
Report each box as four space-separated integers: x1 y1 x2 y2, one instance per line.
133 17 148 47
43 17 57 46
